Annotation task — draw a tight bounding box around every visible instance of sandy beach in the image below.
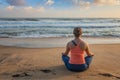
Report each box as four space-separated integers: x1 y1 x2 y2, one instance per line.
0 38 120 80
0 0 120 79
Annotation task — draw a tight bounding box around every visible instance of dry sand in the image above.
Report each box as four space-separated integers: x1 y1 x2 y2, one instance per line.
0 44 120 80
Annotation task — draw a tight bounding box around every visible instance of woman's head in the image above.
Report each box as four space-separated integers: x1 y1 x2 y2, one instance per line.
73 27 82 38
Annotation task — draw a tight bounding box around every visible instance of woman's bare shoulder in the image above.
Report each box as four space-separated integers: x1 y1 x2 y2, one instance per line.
67 40 73 45
80 39 87 44
67 40 76 47
80 39 89 47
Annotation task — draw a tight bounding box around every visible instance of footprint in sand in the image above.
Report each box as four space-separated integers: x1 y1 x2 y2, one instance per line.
0 53 11 64
40 69 51 73
12 72 31 77
0 57 6 63
98 73 120 79
40 69 56 75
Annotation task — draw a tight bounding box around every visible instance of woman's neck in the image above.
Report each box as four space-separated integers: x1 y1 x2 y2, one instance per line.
75 37 81 40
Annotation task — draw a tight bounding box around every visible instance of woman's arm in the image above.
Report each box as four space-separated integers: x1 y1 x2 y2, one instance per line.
62 42 70 55
85 43 94 56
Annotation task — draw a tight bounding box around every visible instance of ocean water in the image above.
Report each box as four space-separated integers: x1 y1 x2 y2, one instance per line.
0 18 120 38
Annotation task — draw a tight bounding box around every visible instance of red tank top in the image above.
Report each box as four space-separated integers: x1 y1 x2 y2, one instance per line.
69 41 85 64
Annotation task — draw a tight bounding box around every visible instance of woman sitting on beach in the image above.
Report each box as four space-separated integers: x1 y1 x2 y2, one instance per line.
62 27 94 72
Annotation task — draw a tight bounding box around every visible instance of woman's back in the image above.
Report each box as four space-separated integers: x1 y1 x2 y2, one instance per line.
69 39 86 64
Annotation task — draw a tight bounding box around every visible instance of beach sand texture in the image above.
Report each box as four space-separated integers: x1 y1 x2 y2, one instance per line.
0 44 120 80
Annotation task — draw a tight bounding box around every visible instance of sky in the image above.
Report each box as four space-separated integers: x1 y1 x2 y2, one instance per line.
0 0 120 18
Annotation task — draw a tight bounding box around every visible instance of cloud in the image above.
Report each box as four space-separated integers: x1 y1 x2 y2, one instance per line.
79 1 91 8
72 0 120 8
6 6 14 10
46 0 54 6
72 0 91 9
94 0 120 5
1 5 120 18
24 6 45 12
37 7 45 12
6 0 26 6
24 6 33 10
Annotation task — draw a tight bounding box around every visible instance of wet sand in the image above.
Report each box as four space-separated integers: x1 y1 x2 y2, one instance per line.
0 37 120 48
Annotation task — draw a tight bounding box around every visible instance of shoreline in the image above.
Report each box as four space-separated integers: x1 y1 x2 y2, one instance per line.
0 37 120 48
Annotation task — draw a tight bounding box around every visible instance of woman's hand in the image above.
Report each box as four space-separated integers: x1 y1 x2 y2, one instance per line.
89 53 94 56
